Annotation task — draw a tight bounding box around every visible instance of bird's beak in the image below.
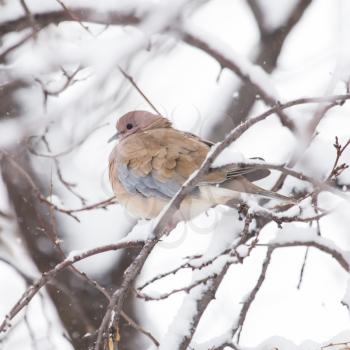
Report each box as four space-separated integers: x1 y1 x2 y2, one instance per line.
108 132 120 143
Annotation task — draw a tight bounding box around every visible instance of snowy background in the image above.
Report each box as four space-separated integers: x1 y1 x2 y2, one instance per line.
1 0 350 349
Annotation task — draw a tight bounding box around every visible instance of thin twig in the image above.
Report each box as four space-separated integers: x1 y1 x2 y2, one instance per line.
1 150 117 221
235 247 273 342
296 247 309 290
246 0 266 36
0 239 143 333
257 241 350 272
135 273 219 301
27 122 107 159
0 29 40 62
328 137 350 180
118 66 161 115
55 0 93 35
19 0 38 34
121 311 159 347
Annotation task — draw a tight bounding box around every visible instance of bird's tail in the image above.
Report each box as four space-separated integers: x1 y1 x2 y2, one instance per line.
222 176 296 204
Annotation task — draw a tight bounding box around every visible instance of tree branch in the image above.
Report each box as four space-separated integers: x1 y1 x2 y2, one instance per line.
182 27 295 131
0 8 141 37
0 239 143 333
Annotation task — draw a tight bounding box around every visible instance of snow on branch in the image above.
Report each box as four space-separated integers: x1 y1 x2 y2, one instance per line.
0 238 144 334
0 0 308 136
265 225 350 272
191 227 350 350
181 24 296 130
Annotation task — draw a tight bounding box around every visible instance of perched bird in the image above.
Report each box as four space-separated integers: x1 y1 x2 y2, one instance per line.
108 110 291 221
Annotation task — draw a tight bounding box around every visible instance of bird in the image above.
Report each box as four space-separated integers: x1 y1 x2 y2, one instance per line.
108 110 293 221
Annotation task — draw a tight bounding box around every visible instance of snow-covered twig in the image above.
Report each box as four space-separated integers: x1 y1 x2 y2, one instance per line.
182 26 295 130
135 272 225 301
234 247 274 342
1 150 118 221
258 240 350 272
0 239 143 334
0 6 142 37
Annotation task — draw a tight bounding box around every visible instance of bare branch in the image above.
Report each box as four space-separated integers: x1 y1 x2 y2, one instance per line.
135 273 220 301
0 239 143 333
0 150 117 221
272 104 349 192
234 247 273 342
27 122 107 159
0 29 41 63
0 256 34 285
182 28 295 131
246 0 266 36
118 66 161 115
258 241 350 272
321 341 350 349
137 250 233 291
328 137 350 180
55 0 93 35
296 247 309 289
209 0 313 137
211 233 350 349
121 311 159 347
19 0 39 35
177 262 232 350
0 8 142 37
35 66 83 109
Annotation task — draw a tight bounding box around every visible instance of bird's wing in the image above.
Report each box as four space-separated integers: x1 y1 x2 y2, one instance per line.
200 157 271 185
183 131 214 146
115 128 271 199
115 128 209 199
181 135 270 183
222 163 270 182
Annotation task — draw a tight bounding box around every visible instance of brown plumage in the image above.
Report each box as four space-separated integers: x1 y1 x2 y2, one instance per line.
108 110 291 220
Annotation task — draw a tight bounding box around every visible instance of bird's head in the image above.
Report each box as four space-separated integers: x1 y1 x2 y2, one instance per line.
108 110 171 142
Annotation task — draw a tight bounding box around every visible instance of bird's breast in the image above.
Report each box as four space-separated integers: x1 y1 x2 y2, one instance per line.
109 157 167 219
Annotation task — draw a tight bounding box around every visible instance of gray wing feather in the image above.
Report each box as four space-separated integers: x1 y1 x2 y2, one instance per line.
117 164 180 199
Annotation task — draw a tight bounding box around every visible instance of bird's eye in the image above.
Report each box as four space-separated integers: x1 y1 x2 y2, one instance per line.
126 123 133 130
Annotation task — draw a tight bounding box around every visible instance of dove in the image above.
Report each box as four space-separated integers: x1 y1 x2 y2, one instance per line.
108 110 292 220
